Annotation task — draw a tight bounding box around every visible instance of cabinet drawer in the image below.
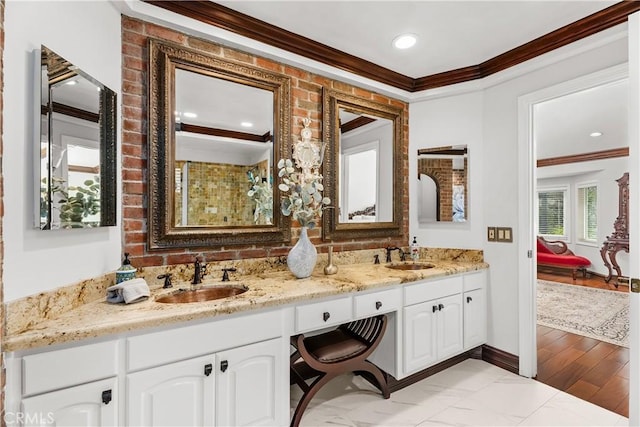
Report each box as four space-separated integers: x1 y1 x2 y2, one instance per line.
354 288 401 318
22 340 119 397
404 276 462 305
127 310 282 372
295 296 352 332
463 270 486 292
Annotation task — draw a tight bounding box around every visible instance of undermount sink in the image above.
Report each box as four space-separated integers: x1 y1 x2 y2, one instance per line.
156 285 248 304
386 263 435 271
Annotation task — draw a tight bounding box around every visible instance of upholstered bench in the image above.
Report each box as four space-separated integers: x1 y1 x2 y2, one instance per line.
537 236 591 280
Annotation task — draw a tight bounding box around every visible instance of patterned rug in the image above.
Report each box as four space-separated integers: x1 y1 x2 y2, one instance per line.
537 280 629 348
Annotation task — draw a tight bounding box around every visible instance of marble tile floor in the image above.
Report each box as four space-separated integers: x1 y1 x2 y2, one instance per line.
290 359 628 426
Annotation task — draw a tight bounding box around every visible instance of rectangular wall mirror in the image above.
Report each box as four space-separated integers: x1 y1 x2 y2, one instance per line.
322 88 403 240
417 145 468 223
35 45 117 230
148 39 291 249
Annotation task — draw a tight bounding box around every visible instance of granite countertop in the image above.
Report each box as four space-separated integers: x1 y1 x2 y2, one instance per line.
4 258 488 353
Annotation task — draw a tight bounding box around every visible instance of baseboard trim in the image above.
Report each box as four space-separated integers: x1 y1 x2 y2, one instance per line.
481 344 520 375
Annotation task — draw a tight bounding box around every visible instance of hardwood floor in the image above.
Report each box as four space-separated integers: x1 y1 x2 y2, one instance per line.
536 271 629 417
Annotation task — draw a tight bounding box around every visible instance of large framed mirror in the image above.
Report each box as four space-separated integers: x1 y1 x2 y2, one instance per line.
36 45 117 230
417 145 468 223
148 39 291 249
322 88 404 240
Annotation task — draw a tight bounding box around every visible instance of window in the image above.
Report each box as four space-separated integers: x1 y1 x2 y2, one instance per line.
537 187 568 239
577 183 598 242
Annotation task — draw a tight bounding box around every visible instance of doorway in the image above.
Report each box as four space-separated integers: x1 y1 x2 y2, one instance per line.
518 64 632 417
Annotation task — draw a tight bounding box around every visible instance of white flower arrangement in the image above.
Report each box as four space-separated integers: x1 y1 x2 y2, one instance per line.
277 158 330 229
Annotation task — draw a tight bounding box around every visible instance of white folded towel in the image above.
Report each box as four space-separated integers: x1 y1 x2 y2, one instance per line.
106 278 150 304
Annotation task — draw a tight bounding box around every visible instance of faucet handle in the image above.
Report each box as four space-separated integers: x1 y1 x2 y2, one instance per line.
222 267 237 282
157 273 173 289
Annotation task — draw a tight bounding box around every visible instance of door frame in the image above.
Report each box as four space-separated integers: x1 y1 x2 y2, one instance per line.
516 63 629 379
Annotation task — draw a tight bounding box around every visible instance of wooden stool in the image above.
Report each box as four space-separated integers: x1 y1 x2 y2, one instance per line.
289 315 390 427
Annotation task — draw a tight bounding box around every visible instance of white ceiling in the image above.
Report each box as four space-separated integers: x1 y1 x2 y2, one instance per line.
218 0 617 78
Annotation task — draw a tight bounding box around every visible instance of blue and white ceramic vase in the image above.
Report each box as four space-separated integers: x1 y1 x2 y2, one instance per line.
287 227 317 279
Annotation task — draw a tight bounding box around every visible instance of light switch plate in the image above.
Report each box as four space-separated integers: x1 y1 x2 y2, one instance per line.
497 227 513 242
487 227 497 242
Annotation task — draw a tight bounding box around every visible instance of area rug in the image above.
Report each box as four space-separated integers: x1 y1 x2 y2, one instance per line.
537 280 629 348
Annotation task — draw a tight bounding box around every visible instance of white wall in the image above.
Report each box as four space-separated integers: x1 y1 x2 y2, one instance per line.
537 156 629 277
410 33 628 355
409 91 484 248
3 1 122 301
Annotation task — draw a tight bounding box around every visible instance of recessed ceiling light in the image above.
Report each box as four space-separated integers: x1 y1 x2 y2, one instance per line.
241 121 254 128
183 112 198 119
590 131 603 137
393 34 417 50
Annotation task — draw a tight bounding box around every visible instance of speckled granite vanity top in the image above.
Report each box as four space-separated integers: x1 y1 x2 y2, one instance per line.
4 248 487 352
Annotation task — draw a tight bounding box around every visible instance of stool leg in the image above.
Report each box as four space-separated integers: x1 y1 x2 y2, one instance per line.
291 373 334 427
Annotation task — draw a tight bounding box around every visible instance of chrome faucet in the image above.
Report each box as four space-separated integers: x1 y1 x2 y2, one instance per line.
385 246 405 263
192 256 207 285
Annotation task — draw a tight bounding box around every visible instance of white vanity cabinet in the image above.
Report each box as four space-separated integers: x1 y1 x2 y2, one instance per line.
21 378 118 427
8 340 120 427
215 338 284 426
403 292 463 374
128 338 283 427
127 354 215 426
463 271 487 350
126 310 287 427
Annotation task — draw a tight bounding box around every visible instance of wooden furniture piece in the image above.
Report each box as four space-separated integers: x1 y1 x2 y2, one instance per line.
537 236 590 281
289 315 390 427
600 172 629 286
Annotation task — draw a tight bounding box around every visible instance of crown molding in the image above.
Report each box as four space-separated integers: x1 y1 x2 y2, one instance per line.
143 1 640 92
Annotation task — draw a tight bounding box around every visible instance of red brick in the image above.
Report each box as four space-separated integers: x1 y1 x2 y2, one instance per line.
124 206 145 219
121 142 143 157
123 56 146 72
123 119 142 133
122 93 144 109
122 132 146 146
131 255 165 267
122 42 143 58
122 16 144 33
124 181 145 195
123 156 146 170
284 66 310 80
255 57 283 73
123 169 143 182
223 48 254 64
123 81 143 96
124 219 144 232
145 23 187 44
187 37 222 55
122 30 147 46
123 194 144 207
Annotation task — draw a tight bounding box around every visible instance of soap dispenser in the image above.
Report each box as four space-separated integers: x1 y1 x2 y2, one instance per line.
410 236 420 262
116 252 137 284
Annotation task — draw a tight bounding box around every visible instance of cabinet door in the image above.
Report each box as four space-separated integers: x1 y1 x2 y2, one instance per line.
216 338 285 426
464 288 487 349
127 355 214 426
21 377 117 426
437 293 464 361
403 301 438 374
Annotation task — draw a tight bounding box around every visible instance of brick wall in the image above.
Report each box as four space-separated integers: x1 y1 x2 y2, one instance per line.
122 16 409 267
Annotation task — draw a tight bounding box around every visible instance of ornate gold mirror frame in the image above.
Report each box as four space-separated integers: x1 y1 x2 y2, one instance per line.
321 88 404 241
148 39 292 249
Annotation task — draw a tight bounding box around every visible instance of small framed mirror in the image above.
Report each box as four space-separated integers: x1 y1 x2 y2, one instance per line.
417 145 468 223
148 39 292 249
322 88 404 240
35 45 117 230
